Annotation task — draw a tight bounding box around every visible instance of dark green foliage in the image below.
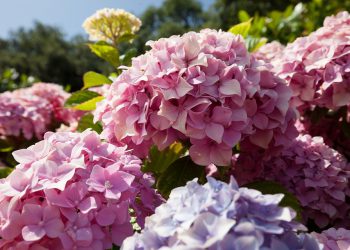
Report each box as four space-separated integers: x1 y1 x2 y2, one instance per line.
156 156 206 198
238 0 350 44
0 68 38 93
77 114 103 134
143 142 187 177
206 0 310 31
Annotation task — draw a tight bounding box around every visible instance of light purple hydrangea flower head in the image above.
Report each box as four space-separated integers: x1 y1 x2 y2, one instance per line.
0 130 163 249
94 29 296 166
232 134 350 229
270 11 350 112
121 176 322 250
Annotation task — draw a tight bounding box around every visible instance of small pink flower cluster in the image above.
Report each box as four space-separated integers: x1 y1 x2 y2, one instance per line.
254 41 285 63
232 134 350 228
0 83 81 140
270 11 350 112
0 130 162 249
95 29 296 166
312 228 350 250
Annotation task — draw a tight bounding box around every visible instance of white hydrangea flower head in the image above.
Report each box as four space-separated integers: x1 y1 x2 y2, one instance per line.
83 8 142 44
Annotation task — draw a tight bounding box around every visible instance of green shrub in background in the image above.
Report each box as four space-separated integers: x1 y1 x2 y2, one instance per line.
0 68 37 93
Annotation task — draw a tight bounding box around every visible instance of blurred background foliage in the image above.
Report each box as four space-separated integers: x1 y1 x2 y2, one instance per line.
0 0 349 91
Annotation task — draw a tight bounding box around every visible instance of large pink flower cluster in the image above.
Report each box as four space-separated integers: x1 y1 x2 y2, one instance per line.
0 83 81 140
232 134 350 229
270 11 350 112
95 29 296 166
0 130 162 249
312 228 350 250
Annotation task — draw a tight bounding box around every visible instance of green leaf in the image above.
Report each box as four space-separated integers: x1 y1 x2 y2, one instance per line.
64 90 101 107
244 181 302 221
156 156 206 198
88 43 120 69
143 142 187 176
120 48 137 66
0 167 13 178
77 114 103 133
111 245 120 250
228 19 252 38
83 71 112 89
285 3 304 22
246 36 268 52
117 33 137 43
238 10 250 22
73 96 104 111
0 139 14 153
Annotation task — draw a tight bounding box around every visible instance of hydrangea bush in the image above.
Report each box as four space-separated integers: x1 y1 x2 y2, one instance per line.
0 130 162 249
1 7 350 250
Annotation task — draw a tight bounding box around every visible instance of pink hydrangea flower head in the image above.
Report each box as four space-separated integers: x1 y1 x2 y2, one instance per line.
254 41 285 62
0 130 163 249
270 11 350 112
232 134 350 229
0 83 82 141
312 228 350 250
95 29 296 166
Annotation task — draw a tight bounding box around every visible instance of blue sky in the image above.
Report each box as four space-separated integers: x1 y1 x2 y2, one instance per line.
0 0 214 39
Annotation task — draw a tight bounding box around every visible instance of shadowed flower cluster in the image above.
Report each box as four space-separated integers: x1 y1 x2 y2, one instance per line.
0 83 81 141
312 228 350 250
121 176 321 250
232 134 350 229
0 130 163 249
83 8 142 44
296 114 350 160
270 11 350 112
95 29 296 166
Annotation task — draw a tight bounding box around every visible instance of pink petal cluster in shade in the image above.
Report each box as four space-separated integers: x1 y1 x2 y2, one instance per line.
312 228 350 250
94 29 296 166
0 83 82 140
253 41 285 63
270 11 350 112
232 134 350 229
296 114 350 160
0 130 163 249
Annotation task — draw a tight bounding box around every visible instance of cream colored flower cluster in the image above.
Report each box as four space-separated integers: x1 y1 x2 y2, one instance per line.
83 8 141 44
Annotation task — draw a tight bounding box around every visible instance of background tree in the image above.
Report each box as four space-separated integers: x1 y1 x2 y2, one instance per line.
133 0 206 53
0 22 111 91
